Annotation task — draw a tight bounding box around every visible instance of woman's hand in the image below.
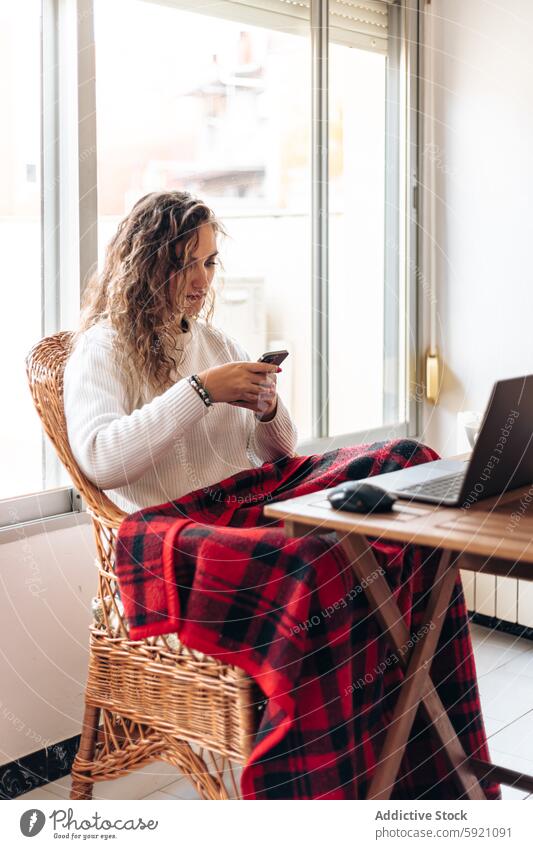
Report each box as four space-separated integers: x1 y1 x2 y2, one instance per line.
197 362 279 415
235 371 278 420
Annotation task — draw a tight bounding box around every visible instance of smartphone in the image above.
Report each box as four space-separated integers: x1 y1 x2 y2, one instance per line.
257 349 289 367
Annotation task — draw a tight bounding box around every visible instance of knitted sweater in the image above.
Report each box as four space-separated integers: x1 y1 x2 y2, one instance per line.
63 319 298 514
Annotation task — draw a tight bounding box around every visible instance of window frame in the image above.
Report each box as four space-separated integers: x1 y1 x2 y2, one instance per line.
1 0 423 530
302 0 423 453
384 0 422 435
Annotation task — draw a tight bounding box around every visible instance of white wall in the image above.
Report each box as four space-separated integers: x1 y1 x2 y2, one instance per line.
423 0 533 625
422 0 533 457
0 515 96 764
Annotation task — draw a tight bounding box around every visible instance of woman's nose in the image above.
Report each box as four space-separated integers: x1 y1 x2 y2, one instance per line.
192 264 208 289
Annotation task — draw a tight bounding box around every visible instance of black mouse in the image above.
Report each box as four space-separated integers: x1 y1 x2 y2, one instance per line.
328 481 397 514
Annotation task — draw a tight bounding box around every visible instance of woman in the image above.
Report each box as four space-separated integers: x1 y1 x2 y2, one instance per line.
64 190 298 514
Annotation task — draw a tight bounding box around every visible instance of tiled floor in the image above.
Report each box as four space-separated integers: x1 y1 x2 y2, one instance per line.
17 623 533 801
470 623 533 800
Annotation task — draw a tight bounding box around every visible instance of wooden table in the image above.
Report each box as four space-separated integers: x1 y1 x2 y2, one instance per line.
264 480 533 799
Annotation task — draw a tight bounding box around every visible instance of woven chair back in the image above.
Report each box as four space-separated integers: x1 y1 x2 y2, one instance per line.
25 331 126 527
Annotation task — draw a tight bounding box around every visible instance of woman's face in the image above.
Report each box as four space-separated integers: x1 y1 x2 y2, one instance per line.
171 223 218 317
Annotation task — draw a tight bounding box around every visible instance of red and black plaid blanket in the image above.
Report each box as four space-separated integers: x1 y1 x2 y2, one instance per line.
115 439 501 800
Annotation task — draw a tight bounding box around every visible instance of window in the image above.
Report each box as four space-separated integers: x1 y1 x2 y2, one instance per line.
2 0 421 518
94 0 414 447
329 43 387 437
0 1 43 500
94 0 314 436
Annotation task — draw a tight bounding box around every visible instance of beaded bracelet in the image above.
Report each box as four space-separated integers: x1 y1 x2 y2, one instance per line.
188 374 213 407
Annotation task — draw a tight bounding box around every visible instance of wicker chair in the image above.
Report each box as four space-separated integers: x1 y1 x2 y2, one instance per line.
25 331 260 800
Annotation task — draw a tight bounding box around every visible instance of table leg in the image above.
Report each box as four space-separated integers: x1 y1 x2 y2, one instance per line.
340 534 486 800
284 520 322 538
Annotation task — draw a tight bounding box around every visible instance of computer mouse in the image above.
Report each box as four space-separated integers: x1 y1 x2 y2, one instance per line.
328 481 397 514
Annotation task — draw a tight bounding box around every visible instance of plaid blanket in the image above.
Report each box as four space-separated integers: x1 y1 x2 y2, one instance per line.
115 439 501 800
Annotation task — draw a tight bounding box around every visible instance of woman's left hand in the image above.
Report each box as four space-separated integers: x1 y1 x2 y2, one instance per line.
229 372 277 419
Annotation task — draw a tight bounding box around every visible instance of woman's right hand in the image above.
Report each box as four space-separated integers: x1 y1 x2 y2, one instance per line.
197 361 280 405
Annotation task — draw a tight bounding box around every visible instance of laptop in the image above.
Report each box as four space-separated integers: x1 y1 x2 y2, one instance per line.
358 375 533 507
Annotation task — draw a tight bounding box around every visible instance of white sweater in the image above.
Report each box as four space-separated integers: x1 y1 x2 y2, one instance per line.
63 319 298 514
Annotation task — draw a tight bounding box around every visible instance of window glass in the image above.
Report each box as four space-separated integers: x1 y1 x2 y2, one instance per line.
94 0 313 438
329 44 387 437
0 1 43 499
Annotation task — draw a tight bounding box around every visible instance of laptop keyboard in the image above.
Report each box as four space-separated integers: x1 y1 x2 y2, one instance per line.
398 472 466 501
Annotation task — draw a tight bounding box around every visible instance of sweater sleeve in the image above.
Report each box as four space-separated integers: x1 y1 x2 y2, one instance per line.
222 332 298 463
63 334 212 490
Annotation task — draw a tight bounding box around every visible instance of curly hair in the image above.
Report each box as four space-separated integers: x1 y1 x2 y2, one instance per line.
72 190 225 401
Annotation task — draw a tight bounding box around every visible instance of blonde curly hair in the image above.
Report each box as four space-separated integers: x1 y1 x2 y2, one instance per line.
72 190 225 400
